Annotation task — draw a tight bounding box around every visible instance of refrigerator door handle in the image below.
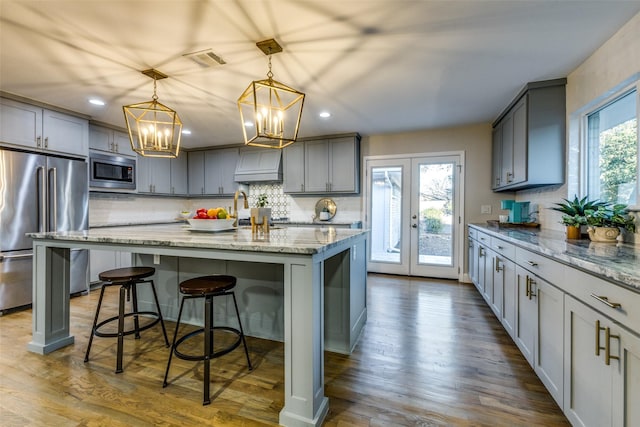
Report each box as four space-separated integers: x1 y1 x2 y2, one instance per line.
37 166 46 232
49 167 58 231
0 253 33 262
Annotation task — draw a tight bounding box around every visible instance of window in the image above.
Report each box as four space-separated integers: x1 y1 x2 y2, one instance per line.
584 88 638 206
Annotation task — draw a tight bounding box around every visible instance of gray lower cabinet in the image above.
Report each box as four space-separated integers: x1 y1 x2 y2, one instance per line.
564 295 640 427
89 250 132 283
283 133 360 194
468 224 640 426
491 79 566 191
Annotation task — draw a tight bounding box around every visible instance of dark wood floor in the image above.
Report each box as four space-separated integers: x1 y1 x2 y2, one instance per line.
0 274 569 426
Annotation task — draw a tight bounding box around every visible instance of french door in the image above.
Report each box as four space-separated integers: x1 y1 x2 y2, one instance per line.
365 153 464 279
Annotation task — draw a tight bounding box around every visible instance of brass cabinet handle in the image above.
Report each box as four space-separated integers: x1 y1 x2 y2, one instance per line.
527 261 538 267
525 276 530 298
37 136 42 147
526 276 536 299
590 294 622 309
478 247 484 257
595 320 605 357
495 257 503 273
44 137 49 148
605 327 620 366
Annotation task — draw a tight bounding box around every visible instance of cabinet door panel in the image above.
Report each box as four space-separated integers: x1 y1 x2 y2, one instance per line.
218 148 239 195
501 257 516 339
515 265 535 366
170 154 188 195
43 109 88 156
564 296 613 427
304 139 329 192
89 125 111 152
613 327 640 427
188 151 205 195
491 126 502 189
501 112 514 186
535 277 564 407
0 98 41 148
283 142 305 193
329 136 357 192
113 130 136 157
511 96 527 185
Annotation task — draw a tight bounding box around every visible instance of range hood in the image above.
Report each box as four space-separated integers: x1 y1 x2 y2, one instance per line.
234 147 283 183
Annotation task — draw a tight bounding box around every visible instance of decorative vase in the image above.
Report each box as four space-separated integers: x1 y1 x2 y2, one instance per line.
250 207 271 225
565 225 581 240
587 226 620 243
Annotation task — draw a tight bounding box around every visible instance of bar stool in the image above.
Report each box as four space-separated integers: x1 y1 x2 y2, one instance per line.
84 266 169 373
163 275 252 405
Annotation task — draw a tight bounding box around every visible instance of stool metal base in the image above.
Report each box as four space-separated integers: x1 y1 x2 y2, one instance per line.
85 278 169 374
163 290 252 405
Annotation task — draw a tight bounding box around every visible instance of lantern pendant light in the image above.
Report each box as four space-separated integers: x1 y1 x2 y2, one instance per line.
237 39 305 149
123 69 182 158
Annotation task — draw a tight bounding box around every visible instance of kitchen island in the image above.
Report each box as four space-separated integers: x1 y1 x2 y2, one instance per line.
27 224 368 427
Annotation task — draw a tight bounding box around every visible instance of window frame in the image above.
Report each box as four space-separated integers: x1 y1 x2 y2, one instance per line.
578 78 640 211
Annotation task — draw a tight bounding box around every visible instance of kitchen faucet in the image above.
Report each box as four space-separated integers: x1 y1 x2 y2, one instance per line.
231 190 249 227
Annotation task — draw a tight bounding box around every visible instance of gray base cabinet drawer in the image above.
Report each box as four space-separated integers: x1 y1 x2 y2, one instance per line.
515 247 564 285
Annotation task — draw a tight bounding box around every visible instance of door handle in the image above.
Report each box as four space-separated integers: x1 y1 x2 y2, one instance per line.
0 253 33 262
411 224 417 228
49 167 57 232
412 215 417 219
37 166 46 232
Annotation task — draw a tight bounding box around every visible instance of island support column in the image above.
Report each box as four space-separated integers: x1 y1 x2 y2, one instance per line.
27 242 74 354
279 256 329 427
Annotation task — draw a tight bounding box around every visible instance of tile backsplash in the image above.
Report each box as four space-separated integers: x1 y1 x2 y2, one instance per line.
89 184 363 226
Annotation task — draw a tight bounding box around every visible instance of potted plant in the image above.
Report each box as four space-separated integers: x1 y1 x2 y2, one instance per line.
584 204 636 242
251 194 271 226
549 195 607 239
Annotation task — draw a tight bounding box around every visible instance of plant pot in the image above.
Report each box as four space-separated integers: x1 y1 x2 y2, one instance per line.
587 226 620 243
565 225 581 240
250 207 271 225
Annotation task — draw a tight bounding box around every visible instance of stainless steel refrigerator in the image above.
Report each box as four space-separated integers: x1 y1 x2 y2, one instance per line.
0 148 89 312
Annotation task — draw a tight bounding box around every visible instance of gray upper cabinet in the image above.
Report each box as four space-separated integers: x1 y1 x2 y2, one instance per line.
170 154 188 195
188 148 239 196
492 79 566 192
284 133 361 194
89 124 137 158
137 155 171 194
1 97 88 158
283 142 305 193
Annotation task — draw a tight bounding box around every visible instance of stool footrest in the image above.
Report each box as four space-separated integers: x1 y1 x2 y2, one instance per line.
173 326 242 362
94 311 163 338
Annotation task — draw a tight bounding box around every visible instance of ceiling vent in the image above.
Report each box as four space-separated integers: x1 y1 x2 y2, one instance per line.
183 49 226 67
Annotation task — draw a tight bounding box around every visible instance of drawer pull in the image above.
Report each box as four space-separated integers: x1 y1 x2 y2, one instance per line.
496 245 503 250
591 294 622 309
527 261 538 267
605 327 620 366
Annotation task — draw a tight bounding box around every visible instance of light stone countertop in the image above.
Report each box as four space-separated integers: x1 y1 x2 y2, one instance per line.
28 223 368 255
469 224 640 291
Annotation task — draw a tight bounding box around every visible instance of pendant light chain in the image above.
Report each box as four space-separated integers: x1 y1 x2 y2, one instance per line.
152 77 158 101
267 48 274 83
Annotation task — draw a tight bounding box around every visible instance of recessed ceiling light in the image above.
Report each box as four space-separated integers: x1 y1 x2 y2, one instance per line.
181 129 192 135
319 111 331 118
89 98 105 106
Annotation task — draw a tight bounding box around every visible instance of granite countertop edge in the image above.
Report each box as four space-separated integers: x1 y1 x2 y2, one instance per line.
28 224 368 256
469 223 640 291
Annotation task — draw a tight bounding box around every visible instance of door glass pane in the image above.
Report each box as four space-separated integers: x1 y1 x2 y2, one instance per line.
370 166 402 263
418 162 453 266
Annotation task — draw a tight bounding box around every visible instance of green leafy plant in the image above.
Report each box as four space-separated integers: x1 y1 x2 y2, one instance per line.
584 204 636 232
423 208 443 233
256 194 268 208
549 195 608 226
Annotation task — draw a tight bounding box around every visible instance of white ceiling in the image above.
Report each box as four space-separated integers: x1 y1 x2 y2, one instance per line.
2 1 639 149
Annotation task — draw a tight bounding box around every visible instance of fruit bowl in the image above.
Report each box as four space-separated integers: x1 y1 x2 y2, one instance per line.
187 218 235 231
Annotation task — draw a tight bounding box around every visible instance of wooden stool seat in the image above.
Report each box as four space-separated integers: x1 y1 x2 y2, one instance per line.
163 274 252 405
179 275 236 295
98 266 155 282
85 266 169 373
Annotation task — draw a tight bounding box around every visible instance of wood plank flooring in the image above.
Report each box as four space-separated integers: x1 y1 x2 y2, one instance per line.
0 274 569 426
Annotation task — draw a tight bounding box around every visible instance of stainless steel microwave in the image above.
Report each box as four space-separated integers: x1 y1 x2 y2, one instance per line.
89 151 136 190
